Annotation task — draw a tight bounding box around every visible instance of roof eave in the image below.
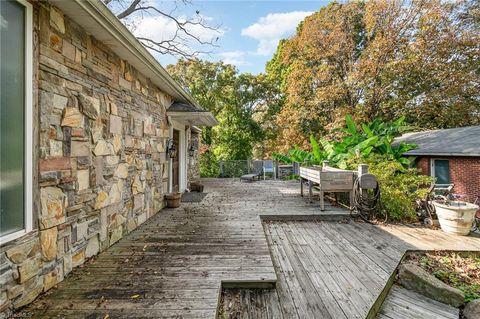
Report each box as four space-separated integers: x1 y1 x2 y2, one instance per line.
167 111 218 127
50 0 199 107
405 152 480 157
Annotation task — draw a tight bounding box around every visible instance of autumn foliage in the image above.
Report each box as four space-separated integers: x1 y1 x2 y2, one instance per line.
265 0 480 154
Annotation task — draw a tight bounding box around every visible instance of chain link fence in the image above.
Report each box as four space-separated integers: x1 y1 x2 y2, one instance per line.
219 160 251 177
218 160 300 178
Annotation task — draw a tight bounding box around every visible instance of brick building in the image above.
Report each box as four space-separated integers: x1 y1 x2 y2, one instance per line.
0 0 216 314
395 126 480 203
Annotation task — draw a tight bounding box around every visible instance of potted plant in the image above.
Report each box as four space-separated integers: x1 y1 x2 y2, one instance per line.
432 200 479 235
165 192 182 208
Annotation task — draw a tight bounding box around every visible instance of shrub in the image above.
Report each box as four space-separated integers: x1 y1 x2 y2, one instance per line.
200 151 219 177
348 155 433 221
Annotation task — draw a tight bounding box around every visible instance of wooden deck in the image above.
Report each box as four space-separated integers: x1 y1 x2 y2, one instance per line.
20 178 480 318
21 179 347 318
377 285 459 319
260 220 480 319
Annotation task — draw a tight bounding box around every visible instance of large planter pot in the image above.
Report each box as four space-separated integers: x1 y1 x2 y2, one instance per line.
433 200 479 235
165 192 182 208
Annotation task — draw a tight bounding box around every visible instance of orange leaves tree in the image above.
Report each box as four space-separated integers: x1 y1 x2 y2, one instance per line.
266 0 480 153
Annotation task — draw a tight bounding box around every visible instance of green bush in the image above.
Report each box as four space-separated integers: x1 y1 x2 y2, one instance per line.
348 155 433 221
200 151 219 177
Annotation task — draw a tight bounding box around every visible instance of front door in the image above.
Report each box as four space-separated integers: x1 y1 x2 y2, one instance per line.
172 129 180 192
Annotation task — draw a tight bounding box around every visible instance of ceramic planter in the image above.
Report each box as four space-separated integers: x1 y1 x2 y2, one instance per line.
433 200 479 235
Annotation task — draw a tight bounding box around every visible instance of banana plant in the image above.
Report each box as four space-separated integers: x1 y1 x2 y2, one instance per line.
273 115 417 169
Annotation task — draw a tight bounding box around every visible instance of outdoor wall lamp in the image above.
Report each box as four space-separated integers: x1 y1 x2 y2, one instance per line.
166 139 177 159
188 139 198 157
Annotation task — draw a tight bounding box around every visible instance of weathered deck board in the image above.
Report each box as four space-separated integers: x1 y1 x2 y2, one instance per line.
377 285 459 319
218 289 284 319
259 220 480 319
21 179 348 318
19 178 480 318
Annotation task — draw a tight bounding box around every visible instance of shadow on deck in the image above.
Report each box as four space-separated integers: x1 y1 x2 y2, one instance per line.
19 178 480 318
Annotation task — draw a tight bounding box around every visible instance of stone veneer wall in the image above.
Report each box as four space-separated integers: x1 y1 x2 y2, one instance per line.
0 3 179 315
187 130 201 186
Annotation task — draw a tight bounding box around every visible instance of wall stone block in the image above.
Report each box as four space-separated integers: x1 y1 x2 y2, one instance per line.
12 276 43 309
110 115 122 134
71 250 85 268
94 191 109 210
53 94 68 110
40 157 70 172
77 169 89 190
93 139 114 156
17 257 41 284
39 228 58 262
109 226 122 246
49 8 65 34
62 40 75 61
43 270 58 292
132 175 144 195
61 107 84 128
71 141 90 157
85 236 100 259
114 163 129 179
5 241 39 265
78 93 100 120
39 187 66 229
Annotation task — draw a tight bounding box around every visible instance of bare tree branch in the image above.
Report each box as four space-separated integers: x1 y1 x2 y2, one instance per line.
103 0 221 59
116 0 142 19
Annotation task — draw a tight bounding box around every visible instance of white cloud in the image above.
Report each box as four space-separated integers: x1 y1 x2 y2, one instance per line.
131 14 224 56
241 11 313 56
218 51 247 66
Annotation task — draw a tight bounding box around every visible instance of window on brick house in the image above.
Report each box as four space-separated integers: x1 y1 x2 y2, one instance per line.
431 159 451 185
0 0 33 242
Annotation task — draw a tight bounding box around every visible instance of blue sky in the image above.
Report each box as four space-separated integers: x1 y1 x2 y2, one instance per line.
131 1 331 74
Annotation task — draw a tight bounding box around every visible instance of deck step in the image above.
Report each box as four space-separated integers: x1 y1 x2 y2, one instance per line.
377 285 460 319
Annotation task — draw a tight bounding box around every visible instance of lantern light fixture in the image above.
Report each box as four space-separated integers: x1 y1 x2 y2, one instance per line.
166 139 177 159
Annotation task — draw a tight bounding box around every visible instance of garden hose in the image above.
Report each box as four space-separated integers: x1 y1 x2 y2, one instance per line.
352 177 387 223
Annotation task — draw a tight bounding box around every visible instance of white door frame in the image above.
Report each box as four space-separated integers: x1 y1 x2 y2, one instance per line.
168 120 187 193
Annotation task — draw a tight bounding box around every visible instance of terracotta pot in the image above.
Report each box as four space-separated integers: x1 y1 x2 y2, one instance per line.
165 192 182 208
433 200 479 235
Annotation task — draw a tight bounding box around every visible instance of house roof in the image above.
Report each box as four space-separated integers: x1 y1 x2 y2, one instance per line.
167 103 218 127
168 103 208 113
394 126 480 157
50 0 199 108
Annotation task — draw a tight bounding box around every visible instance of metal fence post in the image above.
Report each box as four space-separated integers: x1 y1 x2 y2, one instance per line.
219 160 223 177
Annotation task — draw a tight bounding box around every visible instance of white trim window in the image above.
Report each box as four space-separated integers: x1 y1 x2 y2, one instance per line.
430 159 451 186
0 0 33 243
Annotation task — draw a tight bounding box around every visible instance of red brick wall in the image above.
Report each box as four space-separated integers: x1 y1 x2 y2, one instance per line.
415 156 480 202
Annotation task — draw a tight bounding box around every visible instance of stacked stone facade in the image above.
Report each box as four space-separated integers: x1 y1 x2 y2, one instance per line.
0 2 189 315
187 130 201 186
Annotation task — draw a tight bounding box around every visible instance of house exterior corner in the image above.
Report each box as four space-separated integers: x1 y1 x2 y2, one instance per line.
0 1 209 314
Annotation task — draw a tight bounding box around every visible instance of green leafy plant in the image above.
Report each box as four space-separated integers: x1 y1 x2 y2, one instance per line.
349 155 433 221
273 115 432 220
273 115 417 169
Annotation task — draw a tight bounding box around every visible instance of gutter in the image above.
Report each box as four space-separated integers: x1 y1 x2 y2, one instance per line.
405 152 480 157
50 0 199 108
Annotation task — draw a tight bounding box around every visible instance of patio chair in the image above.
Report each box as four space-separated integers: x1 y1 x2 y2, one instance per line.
263 160 276 180
240 160 263 182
